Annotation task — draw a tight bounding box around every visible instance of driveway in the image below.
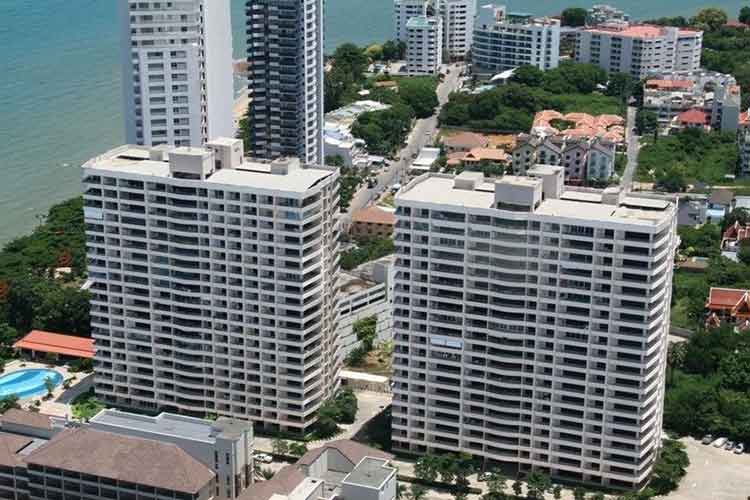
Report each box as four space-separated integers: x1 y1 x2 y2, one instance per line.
665 438 750 500
342 63 464 226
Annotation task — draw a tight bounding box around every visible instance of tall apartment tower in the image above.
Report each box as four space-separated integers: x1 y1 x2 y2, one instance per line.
391 168 678 490
406 16 444 76
472 4 561 76
245 0 324 165
119 0 234 147
394 0 430 42
437 0 477 59
82 138 342 434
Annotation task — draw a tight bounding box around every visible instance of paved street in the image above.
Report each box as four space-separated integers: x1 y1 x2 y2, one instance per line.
343 64 464 226
621 105 639 193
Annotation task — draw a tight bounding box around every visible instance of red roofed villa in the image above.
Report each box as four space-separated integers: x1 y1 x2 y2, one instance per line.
705 287 750 329
722 221 750 253
13 330 95 361
673 108 710 131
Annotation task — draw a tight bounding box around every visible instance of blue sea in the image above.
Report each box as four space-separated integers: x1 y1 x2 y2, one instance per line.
0 0 746 242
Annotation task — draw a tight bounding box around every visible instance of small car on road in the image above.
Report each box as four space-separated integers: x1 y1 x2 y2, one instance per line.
702 434 714 445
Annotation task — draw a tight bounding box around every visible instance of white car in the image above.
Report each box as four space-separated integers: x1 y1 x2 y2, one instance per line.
734 443 745 455
713 437 728 448
254 453 273 463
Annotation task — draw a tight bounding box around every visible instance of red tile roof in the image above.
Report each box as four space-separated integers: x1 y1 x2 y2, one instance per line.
707 288 747 309
645 79 694 91
13 331 95 359
677 108 709 125
352 207 396 226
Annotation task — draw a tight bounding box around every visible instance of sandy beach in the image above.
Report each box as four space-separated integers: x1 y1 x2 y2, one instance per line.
233 88 250 132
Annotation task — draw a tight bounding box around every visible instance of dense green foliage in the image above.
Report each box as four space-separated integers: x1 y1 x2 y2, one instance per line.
650 440 690 495
325 43 370 112
340 238 395 271
664 325 750 444
0 197 91 357
678 223 722 259
560 7 587 27
71 389 105 422
440 62 620 132
635 109 658 136
335 162 368 211
636 129 738 190
346 316 378 367
315 388 359 438
398 77 439 119
0 395 19 414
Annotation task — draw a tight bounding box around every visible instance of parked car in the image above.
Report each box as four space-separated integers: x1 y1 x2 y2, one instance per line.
734 443 745 454
478 472 490 482
254 453 272 463
713 437 728 448
702 434 714 445
725 441 735 451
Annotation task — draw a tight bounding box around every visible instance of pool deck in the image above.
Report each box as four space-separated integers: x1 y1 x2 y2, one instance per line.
2 360 93 418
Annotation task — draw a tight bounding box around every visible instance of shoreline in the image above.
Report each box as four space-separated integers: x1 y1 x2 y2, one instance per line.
233 88 249 133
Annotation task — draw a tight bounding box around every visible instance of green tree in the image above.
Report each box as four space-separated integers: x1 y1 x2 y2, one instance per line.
0 395 19 414
259 468 275 480
573 487 586 500
722 208 750 231
740 6 750 24
438 453 457 483
414 454 440 482
406 485 427 500
738 240 750 266
43 376 56 398
552 485 563 500
635 109 658 135
398 78 439 119
345 345 368 367
333 43 369 82
525 471 551 500
510 65 545 87
453 453 475 486
271 438 289 456
588 493 605 500
561 7 587 27
718 349 750 391
288 442 309 457
692 8 728 31
512 480 523 497
650 439 690 495
366 44 384 61
487 472 506 495
606 72 633 101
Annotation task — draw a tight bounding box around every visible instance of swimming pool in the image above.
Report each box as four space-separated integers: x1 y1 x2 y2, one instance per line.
0 369 63 399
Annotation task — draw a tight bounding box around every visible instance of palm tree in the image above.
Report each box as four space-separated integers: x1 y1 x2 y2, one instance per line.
396 484 407 500
407 485 427 500
258 468 275 480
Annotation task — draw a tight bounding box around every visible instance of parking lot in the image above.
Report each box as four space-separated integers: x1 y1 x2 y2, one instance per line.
666 437 750 500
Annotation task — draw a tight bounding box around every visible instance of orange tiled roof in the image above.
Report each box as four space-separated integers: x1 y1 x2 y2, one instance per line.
706 288 748 310
645 79 694 91
13 331 95 359
352 206 396 226
677 108 709 125
465 148 509 162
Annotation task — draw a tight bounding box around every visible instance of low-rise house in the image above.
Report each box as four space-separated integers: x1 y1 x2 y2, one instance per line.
462 147 509 167
721 221 750 253
677 195 708 226
441 132 489 153
239 440 396 500
643 70 741 134
707 189 734 223
705 287 750 330
350 207 397 239
13 330 95 362
672 108 711 132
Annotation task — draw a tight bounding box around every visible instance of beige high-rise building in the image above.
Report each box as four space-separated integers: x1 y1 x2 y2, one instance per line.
83 137 341 434
391 168 678 490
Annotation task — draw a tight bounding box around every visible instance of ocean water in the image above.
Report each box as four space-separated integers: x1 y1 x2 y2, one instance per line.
0 0 746 242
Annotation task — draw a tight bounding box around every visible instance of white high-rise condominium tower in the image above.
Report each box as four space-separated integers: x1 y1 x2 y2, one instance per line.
406 16 444 76
83 138 342 433
120 0 234 147
437 0 476 59
391 168 678 490
245 0 324 164
394 0 430 42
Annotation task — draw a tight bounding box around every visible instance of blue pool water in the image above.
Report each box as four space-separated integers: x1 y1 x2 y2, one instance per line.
0 369 64 399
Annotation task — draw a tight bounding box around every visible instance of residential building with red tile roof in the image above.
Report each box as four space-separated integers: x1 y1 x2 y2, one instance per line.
351 206 397 239
673 108 710 131
721 221 750 253
705 287 750 329
441 131 490 153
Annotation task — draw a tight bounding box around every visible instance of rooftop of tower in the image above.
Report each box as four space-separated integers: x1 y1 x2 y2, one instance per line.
397 170 675 226
83 139 335 194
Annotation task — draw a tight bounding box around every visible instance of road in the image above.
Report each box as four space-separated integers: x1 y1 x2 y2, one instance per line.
342 63 464 227
621 105 639 193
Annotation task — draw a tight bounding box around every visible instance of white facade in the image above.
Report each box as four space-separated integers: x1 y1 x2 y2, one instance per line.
120 0 234 147
391 170 678 490
587 5 630 26
246 0 325 164
406 16 444 76
472 5 561 76
437 0 477 59
575 25 703 80
394 0 430 42
82 138 342 434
